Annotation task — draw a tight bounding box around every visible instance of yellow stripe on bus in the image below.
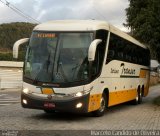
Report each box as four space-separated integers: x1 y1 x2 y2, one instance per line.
88 89 137 112
108 89 137 106
144 83 150 96
139 69 148 78
88 94 102 112
88 86 149 112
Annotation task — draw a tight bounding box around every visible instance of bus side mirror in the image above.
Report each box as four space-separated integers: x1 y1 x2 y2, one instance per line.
13 38 29 59
88 39 102 61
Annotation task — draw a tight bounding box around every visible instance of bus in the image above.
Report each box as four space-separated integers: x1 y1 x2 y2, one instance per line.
13 20 150 117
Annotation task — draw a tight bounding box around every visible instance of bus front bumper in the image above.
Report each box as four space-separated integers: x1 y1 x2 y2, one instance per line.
21 93 90 113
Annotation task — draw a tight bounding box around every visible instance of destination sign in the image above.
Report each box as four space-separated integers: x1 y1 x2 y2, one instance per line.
37 33 56 38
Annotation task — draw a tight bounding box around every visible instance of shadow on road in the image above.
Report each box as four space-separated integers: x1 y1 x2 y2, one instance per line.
29 111 91 121
27 100 149 121
153 96 160 106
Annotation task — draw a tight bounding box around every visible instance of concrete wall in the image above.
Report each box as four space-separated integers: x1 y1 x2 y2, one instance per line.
0 61 23 89
0 61 23 68
150 72 160 86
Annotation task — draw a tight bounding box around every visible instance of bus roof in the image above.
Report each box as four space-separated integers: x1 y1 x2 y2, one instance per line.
34 20 109 31
34 20 147 49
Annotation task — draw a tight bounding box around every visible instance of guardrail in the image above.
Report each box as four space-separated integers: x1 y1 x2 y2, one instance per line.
0 69 23 89
0 61 23 68
0 61 23 89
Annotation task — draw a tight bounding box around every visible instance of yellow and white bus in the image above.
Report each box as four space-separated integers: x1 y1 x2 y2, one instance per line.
13 20 150 116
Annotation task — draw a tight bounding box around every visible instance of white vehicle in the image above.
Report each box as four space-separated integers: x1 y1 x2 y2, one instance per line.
13 20 150 116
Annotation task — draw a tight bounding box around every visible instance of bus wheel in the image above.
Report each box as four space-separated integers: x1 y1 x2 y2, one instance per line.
92 93 106 117
44 109 55 114
132 89 142 105
138 89 143 104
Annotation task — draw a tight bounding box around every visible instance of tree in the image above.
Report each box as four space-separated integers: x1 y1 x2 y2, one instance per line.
0 22 36 61
0 22 36 50
124 0 160 62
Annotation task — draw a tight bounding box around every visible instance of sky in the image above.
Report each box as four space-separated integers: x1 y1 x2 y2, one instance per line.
0 0 129 31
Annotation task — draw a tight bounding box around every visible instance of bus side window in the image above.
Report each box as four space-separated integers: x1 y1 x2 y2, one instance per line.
125 54 131 62
118 52 123 60
92 29 108 77
106 32 150 66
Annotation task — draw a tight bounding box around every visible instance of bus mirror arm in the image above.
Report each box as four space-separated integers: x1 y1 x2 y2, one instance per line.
13 38 29 59
88 39 102 61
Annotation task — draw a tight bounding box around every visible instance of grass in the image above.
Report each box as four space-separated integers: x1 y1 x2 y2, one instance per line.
0 48 12 53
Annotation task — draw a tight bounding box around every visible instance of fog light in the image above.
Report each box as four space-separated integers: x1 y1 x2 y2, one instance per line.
23 99 27 105
76 103 83 108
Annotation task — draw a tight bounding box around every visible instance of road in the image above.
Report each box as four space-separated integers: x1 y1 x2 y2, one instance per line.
0 85 160 135
0 90 20 106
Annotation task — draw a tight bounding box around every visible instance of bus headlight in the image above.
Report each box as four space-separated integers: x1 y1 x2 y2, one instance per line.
23 88 30 94
75 92 83 97
72 89 91 98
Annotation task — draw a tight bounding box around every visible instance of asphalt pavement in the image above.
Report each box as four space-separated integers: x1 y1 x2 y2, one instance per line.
0 85 160 136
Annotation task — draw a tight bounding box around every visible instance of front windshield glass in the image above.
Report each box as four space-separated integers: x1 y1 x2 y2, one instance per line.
24 32 93 83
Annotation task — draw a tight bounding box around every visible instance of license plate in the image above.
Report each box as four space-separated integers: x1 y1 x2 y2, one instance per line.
44 102 55 108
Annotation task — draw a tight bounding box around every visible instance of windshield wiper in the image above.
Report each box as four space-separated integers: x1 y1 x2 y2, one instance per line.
57 62 68 82
46 52 51 72
71 63 81 79
32 55 52 84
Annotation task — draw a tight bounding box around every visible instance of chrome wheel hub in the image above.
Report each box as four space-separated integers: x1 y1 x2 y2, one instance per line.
99 97 105 112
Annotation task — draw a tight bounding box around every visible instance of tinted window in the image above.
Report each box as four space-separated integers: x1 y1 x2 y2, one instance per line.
92 30 108 77
106 33 150 66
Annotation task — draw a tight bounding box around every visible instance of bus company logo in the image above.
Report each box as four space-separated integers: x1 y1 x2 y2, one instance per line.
120 63 136 75
111 68 119 74
47 95 52 100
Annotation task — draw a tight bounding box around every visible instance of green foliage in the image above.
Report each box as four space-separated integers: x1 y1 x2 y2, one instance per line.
0 51 25 61
0 22 36 61
0 53 13 61
124 0 160 62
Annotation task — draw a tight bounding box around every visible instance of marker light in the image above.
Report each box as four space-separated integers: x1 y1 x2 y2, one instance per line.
76 103 83 108
22 99 27 105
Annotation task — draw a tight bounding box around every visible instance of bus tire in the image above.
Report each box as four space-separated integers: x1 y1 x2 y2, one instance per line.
92 93 106 117
132 88 142 105
44 109 55 114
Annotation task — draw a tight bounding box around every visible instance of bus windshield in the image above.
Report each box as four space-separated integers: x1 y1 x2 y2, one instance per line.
24 31 93 84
